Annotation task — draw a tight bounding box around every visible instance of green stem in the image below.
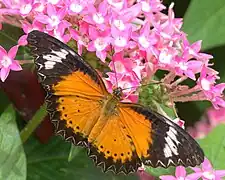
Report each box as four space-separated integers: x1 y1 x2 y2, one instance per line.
20 103 47 143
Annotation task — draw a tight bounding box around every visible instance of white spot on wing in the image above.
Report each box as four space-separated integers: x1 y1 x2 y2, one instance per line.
51 49 68 59
163 126 180 158
44 61 56 69
167 127 179 145
163 144 172 158
43 54 62 62
165 136 178 156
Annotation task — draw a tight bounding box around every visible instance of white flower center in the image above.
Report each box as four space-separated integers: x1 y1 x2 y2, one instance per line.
1 56 12 68
141 1 151 12
178 62 188 71
115 36 127 47
93 13 104 24
177 177 185 180
50 15 60 27
203 171 215 180
34 3 45 12
70 3 83 13
113 19 125 31
107 0 124 10
20 4 32 15
201 78 211 91
94 38 107 51
48 0 60 5
138 35 150 48
114 61 125 73
159 50 172 64
188 48 195 55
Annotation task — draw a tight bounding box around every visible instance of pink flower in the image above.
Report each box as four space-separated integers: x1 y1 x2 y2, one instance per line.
188 120 212 139
18 20 43 46
70 22 90 55
87 26 112 61
47 0 61 5
105 72 140 102
0 45 22 82
139 0 166 14
192 158 225 180
35 4 70 31
174 56 203 80
198 66 225 109
108 52 145 80
49 23 71 43
83 1 109 30
107 0 126 10
160 166 202 180
1 0 34 16
132 22 158 51
207 107 225 127
111 25 133 52
173 118 185 129
66 0 88 15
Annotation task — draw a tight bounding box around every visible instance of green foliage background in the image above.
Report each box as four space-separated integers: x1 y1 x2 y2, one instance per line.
0 0 225 179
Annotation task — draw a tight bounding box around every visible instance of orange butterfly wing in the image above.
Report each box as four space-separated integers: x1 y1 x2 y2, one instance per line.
28 30 204 174
28 30 108 146
88 103 204 173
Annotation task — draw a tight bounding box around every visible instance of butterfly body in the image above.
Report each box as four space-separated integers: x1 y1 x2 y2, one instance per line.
27 30 204 174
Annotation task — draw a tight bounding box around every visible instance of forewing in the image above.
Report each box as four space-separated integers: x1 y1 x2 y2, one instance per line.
27 30 108 98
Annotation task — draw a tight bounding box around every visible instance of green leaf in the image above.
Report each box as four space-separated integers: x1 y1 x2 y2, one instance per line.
68 144 83 162
145 166 175 177
198 124 225 169
183 0 225 50
25 136 138 180
0 105 27 180
0 24 23 50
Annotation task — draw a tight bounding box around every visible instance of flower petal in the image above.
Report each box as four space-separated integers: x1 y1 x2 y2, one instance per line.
47 3 56 16
186 172 203 180
8 45 19 59
0 67 10 82
202 158 213 171
175 166 186 177
159 175 176 180
10 60 22 71
0 45 7 56
215 170 225 178
18 35 28 46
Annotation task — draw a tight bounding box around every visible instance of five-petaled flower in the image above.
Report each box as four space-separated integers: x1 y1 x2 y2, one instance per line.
0 45 22 82
160 166 202 180
192 158 225 180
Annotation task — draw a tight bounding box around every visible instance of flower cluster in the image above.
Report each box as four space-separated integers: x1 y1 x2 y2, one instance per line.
188 106 225 139
0 0 224 108
160 158 225 180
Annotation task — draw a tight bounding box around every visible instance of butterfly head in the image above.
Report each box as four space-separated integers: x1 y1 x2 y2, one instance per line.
112 87 123 99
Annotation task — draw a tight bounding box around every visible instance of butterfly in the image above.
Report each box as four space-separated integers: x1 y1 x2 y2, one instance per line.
27 30 204 174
